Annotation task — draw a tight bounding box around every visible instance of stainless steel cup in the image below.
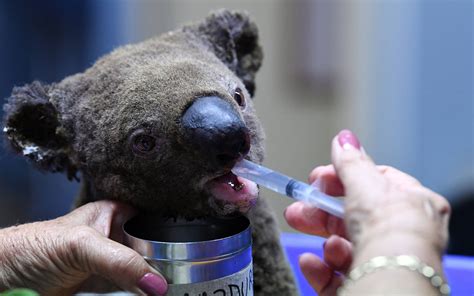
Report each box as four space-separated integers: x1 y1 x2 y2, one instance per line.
123 215 253 295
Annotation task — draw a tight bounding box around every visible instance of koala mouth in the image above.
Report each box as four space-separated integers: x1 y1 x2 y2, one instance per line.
206 171 259 214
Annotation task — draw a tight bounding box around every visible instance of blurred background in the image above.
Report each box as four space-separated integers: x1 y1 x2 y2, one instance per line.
0 0 472 256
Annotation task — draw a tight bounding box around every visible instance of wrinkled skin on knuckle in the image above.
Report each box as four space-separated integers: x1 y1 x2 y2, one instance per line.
85 204 115 237
67 226 99 272
111 249 145 281
0 222 84 294
66 225 146 283
0 225 30 288
87 200 122 217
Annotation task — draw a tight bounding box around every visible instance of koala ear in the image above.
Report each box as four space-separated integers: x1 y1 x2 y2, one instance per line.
190 10 263 97
3 81 78 180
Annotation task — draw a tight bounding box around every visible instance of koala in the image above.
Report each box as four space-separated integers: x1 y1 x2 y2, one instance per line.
3 10 298 295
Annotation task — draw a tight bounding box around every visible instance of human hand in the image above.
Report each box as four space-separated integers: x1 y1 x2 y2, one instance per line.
284 130 451 295
0 200 168 296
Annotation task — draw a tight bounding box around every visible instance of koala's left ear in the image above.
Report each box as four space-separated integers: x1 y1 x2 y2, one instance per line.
189 10 263 97
3 81 78 180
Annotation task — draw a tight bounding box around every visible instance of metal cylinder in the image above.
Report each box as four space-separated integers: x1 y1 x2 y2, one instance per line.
123 215 253 295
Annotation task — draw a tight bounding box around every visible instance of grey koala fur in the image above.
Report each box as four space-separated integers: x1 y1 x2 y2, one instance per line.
3 10 298 295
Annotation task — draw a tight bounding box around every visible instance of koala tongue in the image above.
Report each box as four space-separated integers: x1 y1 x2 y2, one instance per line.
208 172 259 212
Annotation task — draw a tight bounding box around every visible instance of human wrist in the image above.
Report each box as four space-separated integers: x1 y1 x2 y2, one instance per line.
341 254 450 296
350 203 446 274
342 199 448 295
352 231 444 273
344 231 448 296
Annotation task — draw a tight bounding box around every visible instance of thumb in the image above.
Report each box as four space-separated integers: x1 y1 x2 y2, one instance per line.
71 227 168 295
331 130 386 201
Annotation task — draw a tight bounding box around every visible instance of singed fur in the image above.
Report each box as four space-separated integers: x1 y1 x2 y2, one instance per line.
3 10 297 295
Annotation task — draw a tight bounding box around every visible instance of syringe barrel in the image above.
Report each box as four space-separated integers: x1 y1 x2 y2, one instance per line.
232 159 291 195
286 180 345 218
233 159 345 218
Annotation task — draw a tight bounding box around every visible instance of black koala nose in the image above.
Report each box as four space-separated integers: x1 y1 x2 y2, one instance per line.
182 96 250 167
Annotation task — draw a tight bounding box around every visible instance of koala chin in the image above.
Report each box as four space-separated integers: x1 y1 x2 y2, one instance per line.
3 10 298 295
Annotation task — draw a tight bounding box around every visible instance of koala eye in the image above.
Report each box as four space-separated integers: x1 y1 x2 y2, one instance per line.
234 88 245 108
131 133 157 156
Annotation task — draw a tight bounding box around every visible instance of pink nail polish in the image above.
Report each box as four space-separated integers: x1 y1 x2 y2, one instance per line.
337 129 361 150
138 273 168 296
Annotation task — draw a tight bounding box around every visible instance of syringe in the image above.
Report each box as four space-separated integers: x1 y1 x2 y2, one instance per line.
232 159 344 218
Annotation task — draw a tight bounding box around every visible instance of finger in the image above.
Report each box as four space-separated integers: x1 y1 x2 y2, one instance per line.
285 202 347 238
323 235 353 274
309 164 421 197
68 200 137 242
308 165 345 196
331 130 386 201
70 227 167 295
299 253 343 295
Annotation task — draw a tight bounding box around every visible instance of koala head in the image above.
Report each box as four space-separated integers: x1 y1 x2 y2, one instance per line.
3 10 265 219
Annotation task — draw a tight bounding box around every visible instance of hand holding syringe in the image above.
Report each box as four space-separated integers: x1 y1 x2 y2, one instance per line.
232 159 344 218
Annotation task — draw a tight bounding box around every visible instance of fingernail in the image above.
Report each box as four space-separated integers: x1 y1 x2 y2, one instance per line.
138 273 168 296
338 129 361 150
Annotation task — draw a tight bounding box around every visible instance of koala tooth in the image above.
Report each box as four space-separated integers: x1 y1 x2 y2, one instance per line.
228 181 245 192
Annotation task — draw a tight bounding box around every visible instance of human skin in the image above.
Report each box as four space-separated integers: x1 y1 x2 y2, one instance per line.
0 200 168 296
285 130 451 295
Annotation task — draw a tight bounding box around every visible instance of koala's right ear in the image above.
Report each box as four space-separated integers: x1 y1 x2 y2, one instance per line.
3 81 78 180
